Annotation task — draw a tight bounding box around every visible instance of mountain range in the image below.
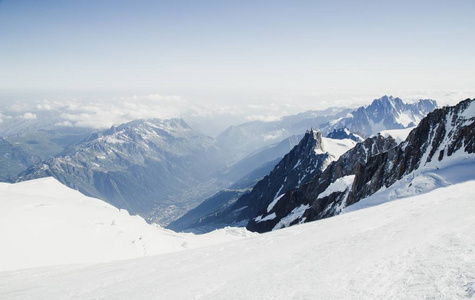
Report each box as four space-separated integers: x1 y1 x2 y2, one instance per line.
248 98 474 232
170 96 440 232
1 97 474 299
16 118 227 225
1 95 440 226
216 95 437 163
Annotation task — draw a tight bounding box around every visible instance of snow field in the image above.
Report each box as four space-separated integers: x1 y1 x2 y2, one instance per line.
0 178 256 272
1 179 474 299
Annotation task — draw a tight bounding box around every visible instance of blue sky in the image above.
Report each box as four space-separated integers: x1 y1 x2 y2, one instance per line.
0 0 474 103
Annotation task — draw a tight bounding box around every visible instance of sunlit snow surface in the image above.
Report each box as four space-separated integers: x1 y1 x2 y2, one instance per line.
0 178 256 272
321 137 357 159
1 175 474 299
377 127 415 143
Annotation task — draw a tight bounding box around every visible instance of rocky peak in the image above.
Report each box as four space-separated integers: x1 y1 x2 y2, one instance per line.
365 95 404 122
302 128 324 155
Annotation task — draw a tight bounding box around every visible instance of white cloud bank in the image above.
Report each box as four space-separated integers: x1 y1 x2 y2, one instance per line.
21 112 37 120
0 89 473 136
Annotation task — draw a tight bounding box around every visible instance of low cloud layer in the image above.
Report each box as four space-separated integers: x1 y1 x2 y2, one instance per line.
0 89 473 137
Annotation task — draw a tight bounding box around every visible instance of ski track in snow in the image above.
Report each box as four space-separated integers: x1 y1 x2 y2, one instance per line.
1 180 474 299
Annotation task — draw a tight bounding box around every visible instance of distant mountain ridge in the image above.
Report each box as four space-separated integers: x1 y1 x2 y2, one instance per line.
216 96 437 163
16 118 227 225
5 95 440 228
326 95 437 137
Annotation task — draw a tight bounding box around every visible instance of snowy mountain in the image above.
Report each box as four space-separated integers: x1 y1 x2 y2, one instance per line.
0 177 255 271
2 179 473 299
16 118 227 226
216 96 437 163
185 131 357 231
327 95 437 137
248 98 474 232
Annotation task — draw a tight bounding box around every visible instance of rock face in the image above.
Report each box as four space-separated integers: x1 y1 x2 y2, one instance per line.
187 130 357 230
16 118 226 225
248 98 474 233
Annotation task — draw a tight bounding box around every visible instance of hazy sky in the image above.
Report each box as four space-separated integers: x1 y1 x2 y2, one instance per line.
0 0 474 134
1 0 474 93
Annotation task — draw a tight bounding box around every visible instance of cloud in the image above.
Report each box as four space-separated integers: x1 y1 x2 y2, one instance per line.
21 112 37 119
2 89 472 136
245 115 282 122
42 94 191 129
36 103 52 111
9 103 31 112
54 121 73 127
263 129 286 141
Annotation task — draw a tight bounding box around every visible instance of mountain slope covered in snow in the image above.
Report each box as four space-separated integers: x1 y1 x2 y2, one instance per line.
0 177 255 272
1 179 474 299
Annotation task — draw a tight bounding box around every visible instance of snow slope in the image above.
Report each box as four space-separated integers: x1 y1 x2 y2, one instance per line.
321 136 357 159
377 127 415 143
0 178 255 272
344 155 475 214
1 179 474 299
